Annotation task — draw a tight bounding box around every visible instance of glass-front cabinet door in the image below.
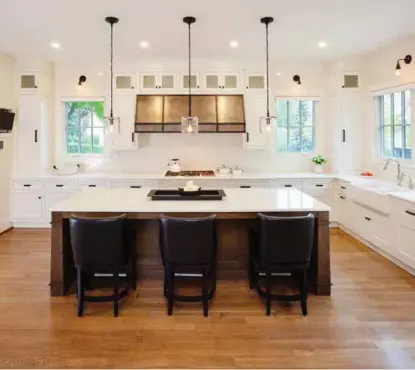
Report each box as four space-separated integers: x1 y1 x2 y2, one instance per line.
245 73 266 90
139 73 158 92
180 73 200 92
115 74 136 93
159 73 176 91
203 73 240 93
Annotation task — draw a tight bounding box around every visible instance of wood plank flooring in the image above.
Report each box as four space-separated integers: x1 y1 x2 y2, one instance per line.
0 229 415 368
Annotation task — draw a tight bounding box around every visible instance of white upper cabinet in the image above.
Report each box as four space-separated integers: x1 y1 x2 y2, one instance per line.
111 94 137 150
139 72 177 93
179 72 201 92
243 91 269 149
114 74 137 93
245 73 266 90
20 71 40 93
202 72 240 93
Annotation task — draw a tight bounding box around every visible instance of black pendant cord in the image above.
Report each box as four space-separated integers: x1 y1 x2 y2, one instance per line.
265 22 270 118
188 22 192 117
110 22 114 119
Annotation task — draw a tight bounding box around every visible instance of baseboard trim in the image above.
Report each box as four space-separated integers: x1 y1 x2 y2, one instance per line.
12 222 51 229
0 219 12 235
339 225 415 277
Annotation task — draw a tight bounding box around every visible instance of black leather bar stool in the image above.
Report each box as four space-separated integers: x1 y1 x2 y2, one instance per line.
69 214 136 317
159 214 217 317
249 213 315 316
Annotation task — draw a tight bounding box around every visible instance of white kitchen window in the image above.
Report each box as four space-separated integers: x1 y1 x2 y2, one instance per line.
64 101 105 155
276 100 315 152
378 91 411 159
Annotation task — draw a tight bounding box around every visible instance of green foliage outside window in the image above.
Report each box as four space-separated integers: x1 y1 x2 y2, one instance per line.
65 101 105 154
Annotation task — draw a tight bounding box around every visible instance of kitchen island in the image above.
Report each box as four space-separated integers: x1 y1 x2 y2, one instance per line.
50 187 331 296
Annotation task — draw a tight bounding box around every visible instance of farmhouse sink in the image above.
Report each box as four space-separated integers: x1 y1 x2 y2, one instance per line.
349 179 409 214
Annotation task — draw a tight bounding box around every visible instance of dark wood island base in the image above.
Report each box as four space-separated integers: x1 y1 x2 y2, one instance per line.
50 211 331 297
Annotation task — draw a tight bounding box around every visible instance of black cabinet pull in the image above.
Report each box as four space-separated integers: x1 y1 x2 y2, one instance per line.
88 185 96 188
240 185 251 189
405 210 415 217
34 129 38 143
340 196 345 199
56 185 64 188
132 133 135 143
316 184 324 187
246 132 250 142
23 184 32 187
341 186 346 190
130 186 142 189
365 216 371 221
38 197 41 199
284 184 292 188
342 129 346 143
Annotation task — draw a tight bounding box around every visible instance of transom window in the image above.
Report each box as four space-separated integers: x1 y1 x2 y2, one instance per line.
64 101 105 155
276 100 315 153
378 91 411 159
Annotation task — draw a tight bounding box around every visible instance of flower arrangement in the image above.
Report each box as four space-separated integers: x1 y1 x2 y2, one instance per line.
312 155 327 165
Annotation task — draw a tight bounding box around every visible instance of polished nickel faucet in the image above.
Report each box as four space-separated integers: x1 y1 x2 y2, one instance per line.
383 159 404 186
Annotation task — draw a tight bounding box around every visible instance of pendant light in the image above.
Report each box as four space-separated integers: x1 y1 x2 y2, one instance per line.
260 17 276 133
181 16 198 134
104 16 120 133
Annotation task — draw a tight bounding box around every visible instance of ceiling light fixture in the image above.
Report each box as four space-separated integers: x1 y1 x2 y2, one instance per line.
230 40 239 48
50 41 61 49
318 41 327 49
293 74 302 88
104 16 121 134
139 40 149 48
395 54 412 76
276 72 282 76
182 16 198 134
259 16 276 133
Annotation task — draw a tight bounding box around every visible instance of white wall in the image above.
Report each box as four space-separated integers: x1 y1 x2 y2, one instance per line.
361 36 415 183
0 53 16 232
52 59 331 174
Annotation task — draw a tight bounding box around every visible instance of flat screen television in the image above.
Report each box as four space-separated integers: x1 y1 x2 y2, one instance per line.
0 109 15 132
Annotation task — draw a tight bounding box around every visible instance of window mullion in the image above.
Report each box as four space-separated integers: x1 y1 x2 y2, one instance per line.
299 101 303 152
391 94 395 158
287 101 290 152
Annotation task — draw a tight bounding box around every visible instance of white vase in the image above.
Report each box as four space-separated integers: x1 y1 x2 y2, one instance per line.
314 164 323 173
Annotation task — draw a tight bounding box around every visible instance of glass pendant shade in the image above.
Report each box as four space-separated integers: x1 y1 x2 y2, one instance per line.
260 115 276 133
181 116 199 134
104 116 120 133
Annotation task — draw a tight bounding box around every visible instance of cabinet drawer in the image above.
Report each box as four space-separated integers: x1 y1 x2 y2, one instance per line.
336 180 350 192
162 180 219 189
111 180 159 189
45 181 76 191
12 180 44 191
303 180 334 191
77 180 111 190
223 180 270 188
270 181 302 190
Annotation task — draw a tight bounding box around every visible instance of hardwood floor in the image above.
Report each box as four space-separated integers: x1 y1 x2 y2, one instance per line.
0 229 415 368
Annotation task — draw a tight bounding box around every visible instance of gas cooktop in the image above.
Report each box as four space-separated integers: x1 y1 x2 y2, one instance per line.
165 170 216 177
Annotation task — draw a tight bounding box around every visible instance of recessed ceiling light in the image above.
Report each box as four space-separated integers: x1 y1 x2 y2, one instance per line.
318 41 327 49
276 72 282 76
139 41 149 48
50 41 61 49
97 72 104 76
230 40 239 48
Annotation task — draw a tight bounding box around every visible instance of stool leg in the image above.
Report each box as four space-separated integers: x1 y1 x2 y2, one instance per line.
167 266 174 316
77 268 84 317
266 272 271 316
202 269 209 317
248 246 254 290
300 270 308 316
113 270 119 317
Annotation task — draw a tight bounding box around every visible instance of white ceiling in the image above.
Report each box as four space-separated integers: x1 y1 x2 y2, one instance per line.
0 0 415 63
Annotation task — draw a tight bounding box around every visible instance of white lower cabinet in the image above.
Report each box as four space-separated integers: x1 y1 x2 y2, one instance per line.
11 191 44 221
45 192 76 222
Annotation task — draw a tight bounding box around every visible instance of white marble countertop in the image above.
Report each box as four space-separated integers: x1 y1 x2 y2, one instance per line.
50 188 331 213
389 191 415 203
13 172 338 181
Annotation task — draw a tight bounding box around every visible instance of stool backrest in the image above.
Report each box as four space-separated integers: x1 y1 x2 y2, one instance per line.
69 214 127 267
159 215 217 265
257 213 315 265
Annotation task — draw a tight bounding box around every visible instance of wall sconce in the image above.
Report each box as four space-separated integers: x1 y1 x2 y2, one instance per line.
78 75 87 88
395 55 412 76
293 74 302 88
